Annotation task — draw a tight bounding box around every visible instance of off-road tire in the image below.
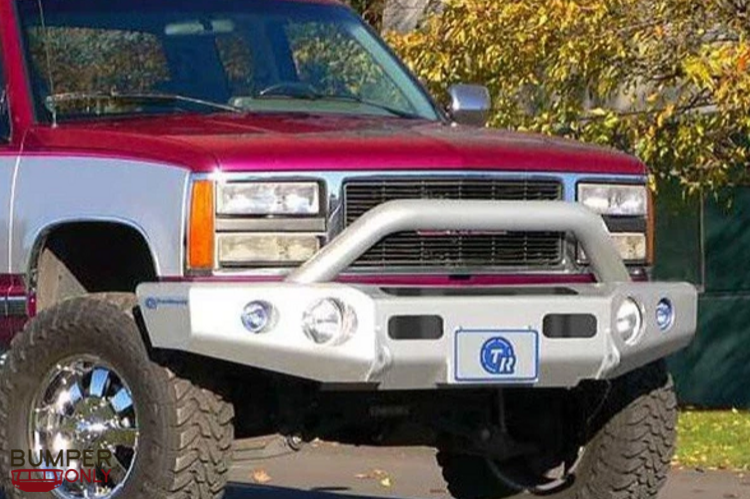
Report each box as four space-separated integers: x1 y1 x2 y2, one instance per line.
438 452 519 499
0 295 235 499
437 361 677 499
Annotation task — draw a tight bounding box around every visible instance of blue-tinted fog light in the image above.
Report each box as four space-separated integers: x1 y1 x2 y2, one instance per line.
655 299 674 331
241 301 275 334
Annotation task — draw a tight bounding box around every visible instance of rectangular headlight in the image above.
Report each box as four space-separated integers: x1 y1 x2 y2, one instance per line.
217 182 321 216
579 233 647 263
577 184 648 216
217 233 320 265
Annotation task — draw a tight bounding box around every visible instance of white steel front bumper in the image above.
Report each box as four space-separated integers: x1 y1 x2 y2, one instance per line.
137 200 697 390
136 280 696 390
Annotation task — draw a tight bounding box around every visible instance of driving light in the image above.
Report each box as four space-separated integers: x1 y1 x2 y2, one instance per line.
217 182 320 216
302 298 358 345
218 234 320 265
578 184 648 216
655 298 675 331
241 301 275 334
616 298 644 345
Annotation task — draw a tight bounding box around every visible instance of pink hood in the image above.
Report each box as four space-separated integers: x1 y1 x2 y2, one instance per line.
24 113 646 175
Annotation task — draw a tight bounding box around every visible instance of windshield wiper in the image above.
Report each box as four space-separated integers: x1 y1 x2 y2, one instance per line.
45 92 242 117
255 86 423 119
320 94 423 119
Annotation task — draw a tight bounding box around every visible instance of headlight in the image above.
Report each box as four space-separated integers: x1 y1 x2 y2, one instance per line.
579 233 647 263
218 234 320 265
217 182 321 216
577 184 648 216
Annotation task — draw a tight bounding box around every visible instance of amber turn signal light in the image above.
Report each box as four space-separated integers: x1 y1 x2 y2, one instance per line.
188 180 215 270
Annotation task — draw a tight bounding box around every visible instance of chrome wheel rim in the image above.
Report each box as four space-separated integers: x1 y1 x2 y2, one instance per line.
29 355 139 499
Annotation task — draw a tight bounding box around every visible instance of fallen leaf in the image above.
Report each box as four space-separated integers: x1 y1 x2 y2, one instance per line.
250 469 272 484
380 477 392 488
356 469 392 482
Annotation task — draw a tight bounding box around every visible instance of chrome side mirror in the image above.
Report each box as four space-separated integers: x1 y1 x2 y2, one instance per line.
448 84 491 127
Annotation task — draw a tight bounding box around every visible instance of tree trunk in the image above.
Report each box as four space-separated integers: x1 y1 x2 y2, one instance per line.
382 0 432 33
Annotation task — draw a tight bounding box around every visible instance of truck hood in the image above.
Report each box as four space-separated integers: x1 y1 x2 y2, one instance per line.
25 113 645 175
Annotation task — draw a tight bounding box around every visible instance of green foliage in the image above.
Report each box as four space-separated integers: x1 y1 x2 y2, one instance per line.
386 0 750 192
676 409 750 471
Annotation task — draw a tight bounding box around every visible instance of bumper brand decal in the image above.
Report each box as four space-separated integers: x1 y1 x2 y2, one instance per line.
480 337 517 375
144 297 188 310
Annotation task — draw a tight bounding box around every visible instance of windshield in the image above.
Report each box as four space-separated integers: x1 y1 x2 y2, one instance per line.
17 0 441 122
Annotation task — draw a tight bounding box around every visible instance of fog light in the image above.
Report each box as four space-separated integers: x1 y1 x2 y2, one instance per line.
302 298 357 345
655 298 675 331
241 301 275 334
616 298 643 345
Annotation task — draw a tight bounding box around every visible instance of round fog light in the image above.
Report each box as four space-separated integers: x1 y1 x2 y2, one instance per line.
616 298 643 345
302 298 357 345
241 301 275 334
656 298 675 331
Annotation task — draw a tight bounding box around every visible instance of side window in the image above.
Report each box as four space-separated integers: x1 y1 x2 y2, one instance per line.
26 27 170 114
0 58 10 142
284 22 410 109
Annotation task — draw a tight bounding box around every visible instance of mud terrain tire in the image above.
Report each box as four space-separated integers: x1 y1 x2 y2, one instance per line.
0 296 234 499
438 361 677 499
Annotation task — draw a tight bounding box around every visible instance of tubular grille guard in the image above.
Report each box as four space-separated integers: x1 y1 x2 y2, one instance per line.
286 200 630 285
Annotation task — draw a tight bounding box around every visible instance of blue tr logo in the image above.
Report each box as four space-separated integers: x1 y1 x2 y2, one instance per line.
480 337 517 375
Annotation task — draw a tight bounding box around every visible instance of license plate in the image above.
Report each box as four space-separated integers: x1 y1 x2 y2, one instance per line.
454 329 539 383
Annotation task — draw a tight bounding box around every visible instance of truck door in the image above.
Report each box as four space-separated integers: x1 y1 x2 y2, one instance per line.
0 57 20 350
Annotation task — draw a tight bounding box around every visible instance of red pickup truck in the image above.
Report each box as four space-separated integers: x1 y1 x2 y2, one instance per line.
0 0 696 498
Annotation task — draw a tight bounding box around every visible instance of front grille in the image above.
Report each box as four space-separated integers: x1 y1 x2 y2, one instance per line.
343 178 564 269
